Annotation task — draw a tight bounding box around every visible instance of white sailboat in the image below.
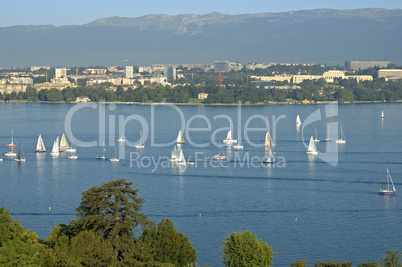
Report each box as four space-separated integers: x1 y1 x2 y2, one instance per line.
213 141 226 159
296 115 302 126
59 133 69 151
176 149 186 165
65 134 76 152
35 134 46 152
176 130 185 144
233 132 243 149
223 130 237 144
5 146 17 157
323 124 330 142
110 147 120 162
135 130 145 148
50 136 60 156
97 143 108 160
306 136 318 155
170 146 179 162
381 110 384 119
314 128 320 142
335 126 346 144
263 149 275 164
264 131 274 147
6 129 17 148
68 153 78 159
379 169 396 195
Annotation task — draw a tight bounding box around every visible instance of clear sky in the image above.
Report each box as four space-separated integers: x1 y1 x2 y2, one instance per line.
1 0 401 27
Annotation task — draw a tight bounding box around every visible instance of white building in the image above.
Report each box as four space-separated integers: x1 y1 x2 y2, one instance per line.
55 68 67 78
125 66 134 78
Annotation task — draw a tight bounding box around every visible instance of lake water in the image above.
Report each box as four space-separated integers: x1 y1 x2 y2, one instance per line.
0 102 401 266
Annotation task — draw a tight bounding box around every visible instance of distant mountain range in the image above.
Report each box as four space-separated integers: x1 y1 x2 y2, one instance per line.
1 8 401 68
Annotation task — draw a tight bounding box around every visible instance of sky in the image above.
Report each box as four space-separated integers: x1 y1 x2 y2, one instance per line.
1 0 401 27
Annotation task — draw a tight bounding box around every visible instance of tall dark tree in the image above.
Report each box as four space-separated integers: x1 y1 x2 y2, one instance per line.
71 179 153 261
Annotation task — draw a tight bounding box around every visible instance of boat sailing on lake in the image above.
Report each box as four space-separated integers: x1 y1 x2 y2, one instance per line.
6 129 17 148
335 126 346 144
379 169 396 195
176 130 185 145
35 134 46 152
135 130 145 148
50 137 60 156
59 134 70 151
14 149 26 162
306 136 318 155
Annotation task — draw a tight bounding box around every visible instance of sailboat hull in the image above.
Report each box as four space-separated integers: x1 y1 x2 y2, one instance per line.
379 190 395 195
35 149 46 153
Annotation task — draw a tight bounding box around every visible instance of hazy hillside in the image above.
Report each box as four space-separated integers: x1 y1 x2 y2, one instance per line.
0 8 401 67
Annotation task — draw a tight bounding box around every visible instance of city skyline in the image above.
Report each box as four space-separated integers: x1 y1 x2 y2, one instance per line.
1 0 401 27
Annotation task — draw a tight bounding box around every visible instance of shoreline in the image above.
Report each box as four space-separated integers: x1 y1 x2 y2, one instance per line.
1 100 399 106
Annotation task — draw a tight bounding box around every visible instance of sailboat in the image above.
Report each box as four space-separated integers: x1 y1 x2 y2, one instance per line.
263 150 274 164
176 130 185 145
50 136 60 156
5 146 17 157
59 133 69 151
264 131 274 147
314 128 320 142
306 136 318 155
381 110 384 119
379 169 396 195
233 132 243 149
176 149 186 165
296 115 302 126
223 130 237 144
97 143 108 160
323 124 330 142
6 129 17 148
68 153 78 159
335 126 346 144
110 147 120 162
35 134 46 152
135 130 145 148
170 146 179 162
213 141 226 159
14 149 26 162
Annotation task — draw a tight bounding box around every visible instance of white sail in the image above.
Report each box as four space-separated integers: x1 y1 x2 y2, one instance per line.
388 169 396 192
177 149 186 165
296 115 302 125
265 131 274 147
59 133 69 151
381 110 384 118
306 136 317 154
35 134 46 152
223 129 237 143
176 130 185 144
51 136 60 155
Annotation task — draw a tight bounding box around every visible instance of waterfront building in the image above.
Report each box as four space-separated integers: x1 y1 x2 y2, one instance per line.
345 61 390 71
378 69 402 80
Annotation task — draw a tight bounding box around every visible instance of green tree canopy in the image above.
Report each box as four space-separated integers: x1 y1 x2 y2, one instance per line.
70 179 153 261
221 230 275 267
139 218 197 266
